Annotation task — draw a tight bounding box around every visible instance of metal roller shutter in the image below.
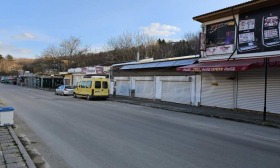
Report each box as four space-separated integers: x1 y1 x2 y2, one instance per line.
116 80 130 96
201 72 234 109
237 69 264 112
161 81 191 104
267 68 280 114
135 81 154 99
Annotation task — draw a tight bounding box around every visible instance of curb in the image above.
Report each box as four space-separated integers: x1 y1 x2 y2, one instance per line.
8 126 36 168
109 99 280 129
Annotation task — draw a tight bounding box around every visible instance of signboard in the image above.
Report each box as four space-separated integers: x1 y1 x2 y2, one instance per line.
262 16 280 47
206 45 234 56
238 5 280 53
180 66 246 72
206 20 235 56
85 66 104 74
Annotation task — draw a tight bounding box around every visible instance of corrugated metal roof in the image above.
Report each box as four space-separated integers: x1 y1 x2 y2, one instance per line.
120 59 197 70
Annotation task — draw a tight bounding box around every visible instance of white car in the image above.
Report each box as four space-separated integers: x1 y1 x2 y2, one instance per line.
55 85 74 96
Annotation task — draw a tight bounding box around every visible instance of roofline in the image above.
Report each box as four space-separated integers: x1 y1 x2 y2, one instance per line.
193 0 280 23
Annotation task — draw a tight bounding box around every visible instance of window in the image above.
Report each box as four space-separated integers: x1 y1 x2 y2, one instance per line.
86 81 92 88
102 81 108 89
65 86 73 89
64 79 70 85
81 81 86 88
95 81 101 88
206 20 235 48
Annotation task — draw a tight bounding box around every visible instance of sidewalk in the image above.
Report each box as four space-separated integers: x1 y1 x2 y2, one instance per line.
109 96 280 128
0 127 35 168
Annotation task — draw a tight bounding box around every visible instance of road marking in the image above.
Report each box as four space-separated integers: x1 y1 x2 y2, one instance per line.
244 133 279 141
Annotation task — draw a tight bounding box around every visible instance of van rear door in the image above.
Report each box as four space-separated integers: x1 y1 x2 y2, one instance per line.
94 80 102 96
101 80 109 96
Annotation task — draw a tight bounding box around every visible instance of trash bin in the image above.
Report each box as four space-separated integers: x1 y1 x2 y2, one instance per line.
0 107 14 126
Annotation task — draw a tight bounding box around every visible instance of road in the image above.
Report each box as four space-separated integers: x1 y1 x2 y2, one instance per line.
0 84 280 168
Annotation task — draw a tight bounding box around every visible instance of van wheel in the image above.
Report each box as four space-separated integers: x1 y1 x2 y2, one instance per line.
73 93 77 98
87 95 91 101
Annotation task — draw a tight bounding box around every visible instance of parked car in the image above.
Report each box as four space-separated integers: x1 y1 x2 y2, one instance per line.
73 77 109 100
55 85 74 96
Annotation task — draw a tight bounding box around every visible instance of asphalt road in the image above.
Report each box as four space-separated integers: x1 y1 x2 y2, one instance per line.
0 84 280 168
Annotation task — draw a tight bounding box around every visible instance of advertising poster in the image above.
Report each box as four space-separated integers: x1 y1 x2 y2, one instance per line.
262 16 280 47
237 5 280 54
238 18 259 52
206 20 235 55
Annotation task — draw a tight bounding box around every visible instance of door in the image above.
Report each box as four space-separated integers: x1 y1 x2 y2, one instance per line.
161 81 191 104
84 80 92 96
267 68 280 114
201 72 235 109
101 80 109 96
116 80 130 96
135 80 154 99
237 69 264 112
94 80 102 96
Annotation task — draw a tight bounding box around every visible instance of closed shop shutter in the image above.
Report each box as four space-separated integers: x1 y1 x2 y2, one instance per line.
201 72 234 109
161 81 191 104
267 68 280 114
116 80 130 96
135 81 154 99
237 69 264 112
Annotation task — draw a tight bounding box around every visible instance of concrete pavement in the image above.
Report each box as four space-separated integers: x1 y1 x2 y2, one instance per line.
1 84 280 167
0 127 35 168
109 96 280 128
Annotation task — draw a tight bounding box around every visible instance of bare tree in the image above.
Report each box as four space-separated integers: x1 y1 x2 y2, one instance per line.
106 31 156 62
183 32 200 55
60 36 88 67
41 36 89 72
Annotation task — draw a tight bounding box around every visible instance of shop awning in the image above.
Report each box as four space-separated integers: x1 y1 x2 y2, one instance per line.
176 57 280 72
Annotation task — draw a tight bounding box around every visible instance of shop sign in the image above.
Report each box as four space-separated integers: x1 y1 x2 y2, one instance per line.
238 5 280 53
205 20 235 56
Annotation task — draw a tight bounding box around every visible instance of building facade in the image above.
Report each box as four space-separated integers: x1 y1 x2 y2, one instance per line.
177 0 280 114
113 0 280 115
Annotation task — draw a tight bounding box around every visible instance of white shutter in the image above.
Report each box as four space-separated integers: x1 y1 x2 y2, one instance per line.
116 80 130 96
267 68 280 114
135 81 154 99
201 72 234 109
161 81 191 104
237 69 264 112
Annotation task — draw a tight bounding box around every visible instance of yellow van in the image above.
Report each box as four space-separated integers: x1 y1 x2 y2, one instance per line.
73 77 109 100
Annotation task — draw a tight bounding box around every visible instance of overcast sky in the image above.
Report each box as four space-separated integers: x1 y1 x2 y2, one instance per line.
0 0 249 58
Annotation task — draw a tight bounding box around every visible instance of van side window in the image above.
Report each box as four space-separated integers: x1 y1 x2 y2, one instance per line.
81 81 86 88
95 81 101 88
102 81 108 89
86 81 92 88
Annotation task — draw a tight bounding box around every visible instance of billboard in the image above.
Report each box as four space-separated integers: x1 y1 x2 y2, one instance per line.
238 5 280 53
206 20 235 56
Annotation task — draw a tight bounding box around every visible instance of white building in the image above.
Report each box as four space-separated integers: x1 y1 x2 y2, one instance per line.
177 0 280 114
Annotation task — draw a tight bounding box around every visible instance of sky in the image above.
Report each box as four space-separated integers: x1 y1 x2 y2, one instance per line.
0 0 249 58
